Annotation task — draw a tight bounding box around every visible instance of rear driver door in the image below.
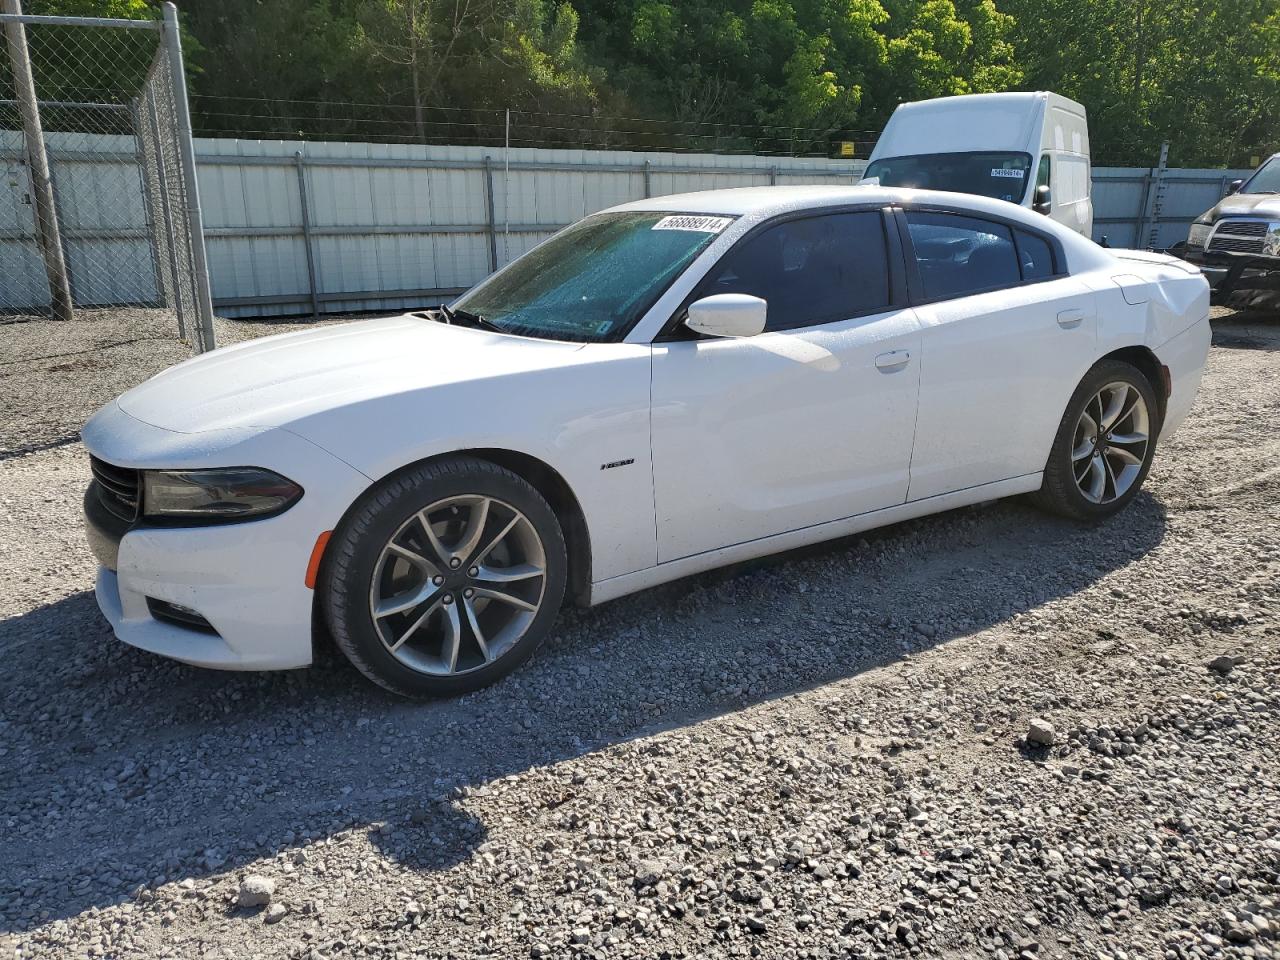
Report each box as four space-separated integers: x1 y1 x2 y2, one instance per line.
901 208 1099 501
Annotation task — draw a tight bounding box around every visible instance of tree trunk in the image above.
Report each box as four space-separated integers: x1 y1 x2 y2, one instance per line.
409 2 425 142
1133 2 1144 103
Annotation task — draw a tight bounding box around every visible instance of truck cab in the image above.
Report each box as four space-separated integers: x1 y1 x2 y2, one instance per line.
861 91 1093 237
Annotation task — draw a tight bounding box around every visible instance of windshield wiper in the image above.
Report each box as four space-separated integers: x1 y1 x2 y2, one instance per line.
443 305 507 334
413 304 505 333
413 306 451 325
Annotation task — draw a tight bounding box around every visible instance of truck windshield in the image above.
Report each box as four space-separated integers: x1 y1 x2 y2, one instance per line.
1242 157 1280 194
449 211 733 343
864 151 1033 203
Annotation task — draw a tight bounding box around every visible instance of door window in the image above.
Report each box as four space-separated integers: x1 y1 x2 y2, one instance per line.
905 211 1021 300
702 212 890 331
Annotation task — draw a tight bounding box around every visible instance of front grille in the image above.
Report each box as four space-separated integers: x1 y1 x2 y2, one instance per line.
1209 236 1266 254
1215 219 1268 237
90 456 140 523
1208 219 1270 255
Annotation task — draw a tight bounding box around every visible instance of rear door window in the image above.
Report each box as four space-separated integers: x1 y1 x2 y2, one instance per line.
904 211 1021 300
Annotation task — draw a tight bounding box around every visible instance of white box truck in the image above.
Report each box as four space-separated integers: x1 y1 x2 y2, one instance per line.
861 91 1093 237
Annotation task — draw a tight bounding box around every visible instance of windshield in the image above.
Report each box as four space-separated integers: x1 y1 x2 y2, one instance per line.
450 211 734 342
1242 157 1280 194
864 151 1033 203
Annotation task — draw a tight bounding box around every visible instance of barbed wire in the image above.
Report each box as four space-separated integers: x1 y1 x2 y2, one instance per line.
191 92 881 136
184 94 880 158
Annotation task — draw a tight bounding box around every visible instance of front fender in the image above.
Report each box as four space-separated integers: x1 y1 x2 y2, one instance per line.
286 346 658 583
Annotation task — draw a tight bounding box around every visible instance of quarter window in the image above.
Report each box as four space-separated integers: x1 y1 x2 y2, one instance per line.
702 212 890 331
905 211 1020 300
1015 229 1055 280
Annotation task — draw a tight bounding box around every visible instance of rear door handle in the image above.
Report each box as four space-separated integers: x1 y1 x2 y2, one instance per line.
1057 308 1085 329
875 349 911 371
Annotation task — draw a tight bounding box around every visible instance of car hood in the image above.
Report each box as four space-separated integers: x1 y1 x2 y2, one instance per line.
115 315 588 434
1205 192 1280 221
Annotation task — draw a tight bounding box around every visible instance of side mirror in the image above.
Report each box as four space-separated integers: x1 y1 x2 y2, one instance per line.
1227 179 1244 195
684 293 767 338
1032 184 1052 215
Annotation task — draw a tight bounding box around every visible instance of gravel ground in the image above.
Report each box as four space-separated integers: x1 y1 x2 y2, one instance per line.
0 311 341 458
1 307 1278 960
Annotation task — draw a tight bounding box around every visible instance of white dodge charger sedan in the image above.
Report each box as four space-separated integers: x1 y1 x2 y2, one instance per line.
83 186 1210 697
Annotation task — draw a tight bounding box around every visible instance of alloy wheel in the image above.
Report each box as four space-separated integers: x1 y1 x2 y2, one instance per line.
368 495 547 675
1071 381 1151 505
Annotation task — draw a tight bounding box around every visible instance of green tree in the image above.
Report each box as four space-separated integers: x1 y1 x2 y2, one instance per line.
355 0 599 141
10 0 159 108
1002 0 1280 166
572 0 1019 153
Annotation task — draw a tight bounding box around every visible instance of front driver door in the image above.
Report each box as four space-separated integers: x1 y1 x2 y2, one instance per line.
650 209 923 563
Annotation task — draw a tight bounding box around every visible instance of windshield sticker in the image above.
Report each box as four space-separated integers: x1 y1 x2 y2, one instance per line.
991 168 1025 179
652 215 734 233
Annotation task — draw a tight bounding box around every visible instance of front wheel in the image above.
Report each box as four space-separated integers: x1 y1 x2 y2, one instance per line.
323 456 567 698
1031 359 1160 521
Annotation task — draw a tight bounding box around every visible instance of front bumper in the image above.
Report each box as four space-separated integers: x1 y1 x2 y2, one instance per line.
94 566 312 670
1181 246 1280 291
92 510 325 670
81 403 372 671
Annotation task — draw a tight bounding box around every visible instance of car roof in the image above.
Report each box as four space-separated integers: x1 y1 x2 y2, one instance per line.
606 184 1115 272
610 184 1032 225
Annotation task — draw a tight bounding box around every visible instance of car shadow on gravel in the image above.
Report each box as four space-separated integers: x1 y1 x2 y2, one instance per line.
2 492 1168 931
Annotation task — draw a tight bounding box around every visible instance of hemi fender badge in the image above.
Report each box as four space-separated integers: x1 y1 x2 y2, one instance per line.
601 458 635 470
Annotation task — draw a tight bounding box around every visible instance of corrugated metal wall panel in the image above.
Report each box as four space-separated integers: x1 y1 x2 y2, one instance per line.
1 131 1258 317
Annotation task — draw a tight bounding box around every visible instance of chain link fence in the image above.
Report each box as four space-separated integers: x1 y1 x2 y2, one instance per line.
0 1 214 352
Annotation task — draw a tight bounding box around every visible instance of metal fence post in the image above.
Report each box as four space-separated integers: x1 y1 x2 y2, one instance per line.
129 99 166 317
642 159 651 198
144 92 187 338
482 155 498 272
160 2 216 352
1145 141 1169 250
2 0 74 321
294 151 320 320
1136 172 1153 248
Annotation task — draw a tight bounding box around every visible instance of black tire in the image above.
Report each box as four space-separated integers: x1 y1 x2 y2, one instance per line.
1030 359 1161 521
323 456 567 698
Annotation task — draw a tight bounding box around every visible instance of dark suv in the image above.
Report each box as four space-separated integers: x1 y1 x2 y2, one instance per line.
1181 153 1280 304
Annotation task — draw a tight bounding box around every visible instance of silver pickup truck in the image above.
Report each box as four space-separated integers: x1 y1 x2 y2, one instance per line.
1181 153 1280 306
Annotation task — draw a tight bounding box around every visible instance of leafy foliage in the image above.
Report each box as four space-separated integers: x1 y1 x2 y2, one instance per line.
10 0 1280 163
1002 0 1280 166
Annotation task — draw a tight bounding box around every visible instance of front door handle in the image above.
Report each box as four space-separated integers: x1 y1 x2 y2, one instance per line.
875 349 911 372
1057 308 1085 329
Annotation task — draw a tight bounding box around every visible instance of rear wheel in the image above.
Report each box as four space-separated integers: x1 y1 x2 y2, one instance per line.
1031 359 1160 521
324 456 567 698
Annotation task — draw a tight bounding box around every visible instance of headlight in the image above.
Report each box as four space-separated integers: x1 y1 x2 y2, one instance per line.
1188 221 1213 248
142 468 303 522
